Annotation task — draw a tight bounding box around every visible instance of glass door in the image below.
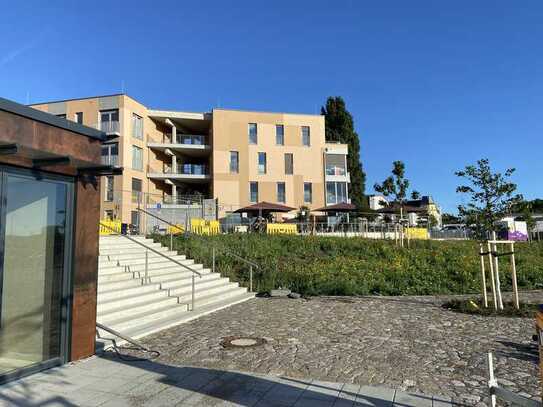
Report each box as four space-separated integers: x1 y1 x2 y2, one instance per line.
0 168 73 380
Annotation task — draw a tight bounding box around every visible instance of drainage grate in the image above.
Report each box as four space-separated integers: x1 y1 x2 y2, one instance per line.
221 336 267 349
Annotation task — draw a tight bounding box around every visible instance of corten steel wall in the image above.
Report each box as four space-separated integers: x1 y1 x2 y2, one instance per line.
0 108 102 361
211 109 327 213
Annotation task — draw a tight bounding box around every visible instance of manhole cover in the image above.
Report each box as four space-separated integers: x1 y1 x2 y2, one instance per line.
221 336 267 349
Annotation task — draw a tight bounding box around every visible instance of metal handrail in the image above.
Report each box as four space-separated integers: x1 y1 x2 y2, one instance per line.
136 207 258 291
99 222 201 310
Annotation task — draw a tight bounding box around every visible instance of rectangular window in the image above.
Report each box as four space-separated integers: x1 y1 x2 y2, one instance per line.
277 182 286 203
105 176 114 202
132 145 143 170
248 123 258 144
258 152 266 174
131 178 142 203
304 182 312 203
325 154 347 176
104 209 114 220
284 153 293 175
131 211 140 233
230 151 239 173
100 109 119 133
249 182 258 203
75 112 83 124
326 181 348 204
101 142 119 166
132 113 143 140
275 124 284 145
302 126 310 146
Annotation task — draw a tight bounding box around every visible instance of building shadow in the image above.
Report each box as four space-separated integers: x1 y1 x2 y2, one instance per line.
495 340 539 364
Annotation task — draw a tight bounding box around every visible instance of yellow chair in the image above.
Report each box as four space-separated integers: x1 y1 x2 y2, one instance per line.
99 219 122 235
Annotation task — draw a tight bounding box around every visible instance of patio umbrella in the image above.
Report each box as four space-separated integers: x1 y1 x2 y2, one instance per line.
314 202 357 223
234 201 296 216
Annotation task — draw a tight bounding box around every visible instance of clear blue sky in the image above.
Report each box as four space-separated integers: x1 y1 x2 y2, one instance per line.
1 1 542 213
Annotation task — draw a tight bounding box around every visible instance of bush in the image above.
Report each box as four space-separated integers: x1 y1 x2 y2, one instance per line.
153 234 543 297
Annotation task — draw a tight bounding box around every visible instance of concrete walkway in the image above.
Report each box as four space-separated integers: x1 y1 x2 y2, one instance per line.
0 355 458 407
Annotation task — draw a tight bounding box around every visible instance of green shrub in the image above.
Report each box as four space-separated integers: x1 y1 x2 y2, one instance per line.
152 234 543 296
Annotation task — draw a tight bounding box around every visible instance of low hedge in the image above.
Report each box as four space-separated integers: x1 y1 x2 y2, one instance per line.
153 234 543 296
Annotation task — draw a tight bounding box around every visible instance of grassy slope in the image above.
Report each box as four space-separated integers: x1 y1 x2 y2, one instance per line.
154 234 543 296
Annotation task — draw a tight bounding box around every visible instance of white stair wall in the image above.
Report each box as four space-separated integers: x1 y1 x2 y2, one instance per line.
96 235 254 346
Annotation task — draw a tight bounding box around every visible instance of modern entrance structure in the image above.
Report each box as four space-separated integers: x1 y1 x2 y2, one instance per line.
30 94 351 224
0 97 111 383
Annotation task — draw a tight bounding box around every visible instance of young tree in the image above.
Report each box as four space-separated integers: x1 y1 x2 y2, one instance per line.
374 160 410 220
519 201 536 242
321 97 367 210
455 158 522 239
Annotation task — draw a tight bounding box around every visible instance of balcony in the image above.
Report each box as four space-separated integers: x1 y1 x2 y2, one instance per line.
96 121 120 137
101 155 119 167
147 134 210 157
147 164 211 183
325 165 347 176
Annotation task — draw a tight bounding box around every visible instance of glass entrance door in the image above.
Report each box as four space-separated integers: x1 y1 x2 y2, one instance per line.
0 168 73 379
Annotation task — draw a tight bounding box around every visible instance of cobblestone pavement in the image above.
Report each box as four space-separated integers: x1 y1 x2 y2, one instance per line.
133 293 542 406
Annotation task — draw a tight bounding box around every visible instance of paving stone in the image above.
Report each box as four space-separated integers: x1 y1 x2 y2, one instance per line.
394 390 433 407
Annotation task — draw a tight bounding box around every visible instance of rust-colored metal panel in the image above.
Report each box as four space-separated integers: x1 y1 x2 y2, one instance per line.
71 178 101 360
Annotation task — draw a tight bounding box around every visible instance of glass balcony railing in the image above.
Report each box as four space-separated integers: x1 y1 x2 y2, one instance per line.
325 165 347 176
161 164 208 176
162 134 206 145
98 121 120 134
101 155 119 167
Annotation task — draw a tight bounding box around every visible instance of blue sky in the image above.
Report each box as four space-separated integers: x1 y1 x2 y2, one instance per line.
1 1 542 213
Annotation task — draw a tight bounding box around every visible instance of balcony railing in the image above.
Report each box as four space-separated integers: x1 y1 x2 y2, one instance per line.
163 134 206 145
325 165 347 176
150 164 208 176
98 121 120 134
101 155 119 167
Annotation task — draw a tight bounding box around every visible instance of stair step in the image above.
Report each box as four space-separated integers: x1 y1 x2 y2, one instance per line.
99 272 220 291
97 296 183 322
97 289 169 312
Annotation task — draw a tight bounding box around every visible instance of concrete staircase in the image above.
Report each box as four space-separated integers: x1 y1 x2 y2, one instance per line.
96 235 254 346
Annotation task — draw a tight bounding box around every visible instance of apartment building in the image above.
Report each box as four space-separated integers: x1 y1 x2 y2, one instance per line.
30 94 351 225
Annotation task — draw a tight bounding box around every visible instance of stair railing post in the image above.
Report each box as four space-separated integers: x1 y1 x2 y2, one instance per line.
249 265 253 292
212 247 216 274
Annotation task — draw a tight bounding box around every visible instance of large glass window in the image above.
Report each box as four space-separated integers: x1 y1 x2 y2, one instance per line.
100 109 119 133
302 126 310 146
325 154 347 176
284 153 293 175
132 113 143 140
276 125 284 145
249 182 258 203
258 152 266 174
105 176 114 202
230 151 239 174
304 182 312 203
277 182 286 203
326 181 349 204
131 178 142 204
0 170 72 377
101 143 118 166
132 146 143 171
248 123 257 144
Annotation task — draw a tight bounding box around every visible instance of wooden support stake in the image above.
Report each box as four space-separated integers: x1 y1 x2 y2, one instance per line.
487 241 498 310
479 243 488 308
491 232 504 310
510 242 519 310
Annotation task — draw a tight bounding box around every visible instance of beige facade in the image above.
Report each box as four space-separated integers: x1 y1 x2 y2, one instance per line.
30 94 350 224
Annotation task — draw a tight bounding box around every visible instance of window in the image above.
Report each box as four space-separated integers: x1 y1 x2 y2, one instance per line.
277 182 286 203
248 123 257 144
284 153 293 175
258 152 266 174
304 182 312 203
275 124 284 145
104 210 114 220
131 178 142 204
132 145 143 170
230 151 239 173
132 113 143 140
326 181 348 204
105 176 114 202
325 154 347 176
100 109 119 133
131 211 140 233
302 126 310 146
249 182 258 203
75 112 83 124
101 142 119 166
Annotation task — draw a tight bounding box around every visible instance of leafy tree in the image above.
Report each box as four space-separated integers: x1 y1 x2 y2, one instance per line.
455 158 522 239
442 213 462 224
518 201 536 241
410 190 421 200
374 161 410 219
321 97 366 210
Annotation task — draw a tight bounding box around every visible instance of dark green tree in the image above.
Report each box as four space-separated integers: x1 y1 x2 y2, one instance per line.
455 158 522 239
374 161 410 207
321 97 366 210
410 190 421 200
